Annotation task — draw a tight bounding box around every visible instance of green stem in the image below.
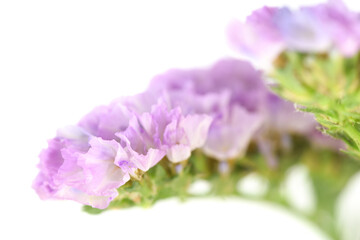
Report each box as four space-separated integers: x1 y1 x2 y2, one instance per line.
84 142 359 240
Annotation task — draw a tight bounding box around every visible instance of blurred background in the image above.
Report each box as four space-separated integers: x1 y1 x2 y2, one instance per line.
1 0 359 239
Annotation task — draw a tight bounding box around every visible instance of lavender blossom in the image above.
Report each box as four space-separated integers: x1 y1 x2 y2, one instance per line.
203 105 262 161
117 98 213 164
228 0 360 62
273 7 332 53
311 0 360 56
78 138 131 198
78 99 131 140
33 126 129 209
34 58 324 209
263 93 316 135
147 59 316 161
227 7 285 64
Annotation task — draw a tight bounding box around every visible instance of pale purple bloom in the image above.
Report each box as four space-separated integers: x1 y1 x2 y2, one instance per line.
116 114 167 171
165 112 213 163
203 105 262 161
228 0 360 61
33 126 126 209
78 99 131 140
34 96 213 208
227 7 285 63
120 91 159 115
34 57 331 209
274 7 332 52
117 98 213 164
311 0 360 56
33 126 89 198
148 59 267 161
78 138 131 198
148 59 321 162
149 59 267 112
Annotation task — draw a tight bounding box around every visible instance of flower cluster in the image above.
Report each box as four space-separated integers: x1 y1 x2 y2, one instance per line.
228 0 360 64
33 58 320 209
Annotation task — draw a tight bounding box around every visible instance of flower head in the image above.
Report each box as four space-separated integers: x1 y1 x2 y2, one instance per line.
34 58 323 209
117 98 213 164
228 0 360 63
33 126 130 209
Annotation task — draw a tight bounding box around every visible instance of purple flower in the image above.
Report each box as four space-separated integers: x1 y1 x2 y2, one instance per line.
164 111 213 163
34 57 329 209
78 138 131 198
116 98 213 164
273 7 332 52
34 95 213 208
228 0 360 61
78 99 131 140
149 59 267 112
203 105 262 161
115 114 167 171
311 0 360 56
227 7 285 64
33 126 126 209
148 59 268 161
148 59 323 162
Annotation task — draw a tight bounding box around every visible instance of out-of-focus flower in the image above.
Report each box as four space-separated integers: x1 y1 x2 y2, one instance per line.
312 0 360 56
148 59 267 160
273 7 332 53
203 105 262 161
227 7 285 64
148 59 319 162
228 0 360 63
78 99 131 140
33 98 213 208
262 93 315 135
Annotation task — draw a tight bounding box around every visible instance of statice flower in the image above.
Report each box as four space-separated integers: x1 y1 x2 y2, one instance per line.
312 0 360 56
33 126 131 209
148 59 318 162
34 58 322 209
274 7 332 53
227 7 285 64
78 99 132 140
78 138 132 203
33 96 213 208
116 98 213 165
203 105 261 161
148 59 265 160
228 0 360 63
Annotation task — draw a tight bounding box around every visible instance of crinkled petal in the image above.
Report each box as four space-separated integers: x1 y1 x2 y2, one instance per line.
180 114 213 150
227 7 285 63
54 185 117 209
78 137 131 196
203 106 263 161
166 144 191 163
116 115 166 171
78 101 131 140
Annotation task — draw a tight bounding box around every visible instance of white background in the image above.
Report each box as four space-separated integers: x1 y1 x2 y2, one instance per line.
1 0 360 240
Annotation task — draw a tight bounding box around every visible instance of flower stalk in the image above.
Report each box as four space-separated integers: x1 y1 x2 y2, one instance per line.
83 136 359 240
